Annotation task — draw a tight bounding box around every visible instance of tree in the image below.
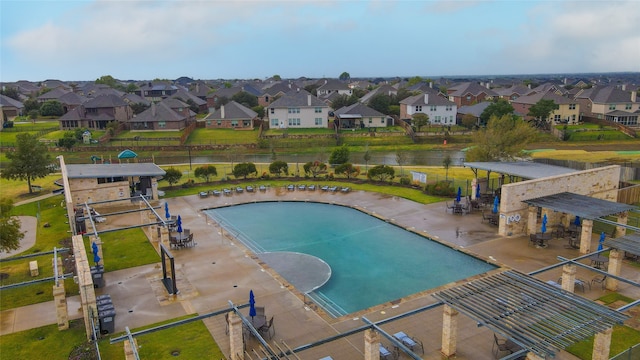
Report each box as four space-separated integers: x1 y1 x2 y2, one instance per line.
0 198 24 253
23 98 40 113
232 91 258 108
0 87 20 101
329 145 350 165
367 165 395 182
461 113 477 129
335 163 360 179
339 72 350 81
465 114 538 162
163 168 182 188
269 161 288 176
130 103 150 115
252 105 265 119
395 149 409 175
95 75 118 87
125 83 138 93
233 162 257 179
407 76 423 86
272 74 282 81
39 100 64 117
58 131 77 150
194 165 217 183
2 133 52 193
528 99 559 128
479 98 514 125
443 154 452 180
303 161 327 178
330 94 356 110
363 144 371 171
412 113 430 132
368 94 392 114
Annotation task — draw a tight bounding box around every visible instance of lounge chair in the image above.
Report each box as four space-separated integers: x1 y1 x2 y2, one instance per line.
591 275 607 289
308 184 316 191
246 185 254 192
379 343 398 360
259 185 267 192
298 184 306 190
341 187 350 193
235 187 243 193
211 189 221 196
287 184 295 191
199 191 209 198
393 331 423 353
321 185 329 191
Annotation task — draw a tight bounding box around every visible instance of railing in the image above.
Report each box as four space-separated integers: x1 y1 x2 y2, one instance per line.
305 291 348 317
610 343 640 360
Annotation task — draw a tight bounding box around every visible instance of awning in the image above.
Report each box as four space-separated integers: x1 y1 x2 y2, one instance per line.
604 232 640 257
432 270 628 358
522 192 636 220
463 161 577 180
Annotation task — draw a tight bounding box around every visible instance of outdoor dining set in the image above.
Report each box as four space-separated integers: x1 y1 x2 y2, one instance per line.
164 203 195 249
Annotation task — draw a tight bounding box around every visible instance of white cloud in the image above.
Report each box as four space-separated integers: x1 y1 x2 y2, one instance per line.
425 0 483 13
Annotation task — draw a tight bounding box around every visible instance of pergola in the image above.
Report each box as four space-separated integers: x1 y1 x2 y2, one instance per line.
604 232 640 258
433 270 628 359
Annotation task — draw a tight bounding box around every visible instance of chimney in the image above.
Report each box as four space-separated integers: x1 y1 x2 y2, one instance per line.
288 83 291 89
221 104 225 118
621 84 626 91
151 102 156 116
429 82 433 88
424 94 429 104
631 91 637 103
486 82 490 89
307 94 312 106
528 84 532 89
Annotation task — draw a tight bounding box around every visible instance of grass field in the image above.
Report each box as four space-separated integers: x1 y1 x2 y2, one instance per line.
186 128 259 145
0 122 59 146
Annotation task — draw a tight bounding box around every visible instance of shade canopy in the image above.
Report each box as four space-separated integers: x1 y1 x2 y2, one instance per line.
117 149 138 159
522 192 636 220
604 232 640 257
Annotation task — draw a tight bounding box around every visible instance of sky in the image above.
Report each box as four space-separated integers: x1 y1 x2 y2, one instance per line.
1 0 639 82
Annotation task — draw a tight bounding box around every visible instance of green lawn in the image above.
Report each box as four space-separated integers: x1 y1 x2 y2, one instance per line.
0 320 89 360
0 122 59 146
186 127 259 145
265 128 335 135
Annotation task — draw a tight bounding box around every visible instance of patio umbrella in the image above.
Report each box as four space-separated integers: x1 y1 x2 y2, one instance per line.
541 214 548 234
249 290 256 320
93 253 101 265
476 183 481 199
92 241 98 255
165 202 171 220
176 215 182 233
456 187 461 202
597 231 605 251
492 196 499 213
574 216 581 227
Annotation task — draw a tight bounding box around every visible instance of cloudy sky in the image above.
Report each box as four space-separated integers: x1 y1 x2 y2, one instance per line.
1 0 639 82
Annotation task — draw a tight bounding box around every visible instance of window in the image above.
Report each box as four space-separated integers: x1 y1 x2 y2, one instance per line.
288 107 300 114
466 95 471 101
315 118 322 125
217 120 222 126
381 118 385 124
415 106 422 112
609 104 616 110
265 96 269 102
446 106 453 111
569 104 576 110
430 106 437 111
243 120 250 127
271 118 278 126
206 120 212 126
368 118 372 124
434 116 441 123
231 120 238 127
288 118 300 126
270 108 274 114
554 114 561 121
158 121 166 128
625 104 632 110
315 107 322 113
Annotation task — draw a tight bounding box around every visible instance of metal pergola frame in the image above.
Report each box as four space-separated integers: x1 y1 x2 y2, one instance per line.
432 270 629 358
604 232 640 257
521 192 637 221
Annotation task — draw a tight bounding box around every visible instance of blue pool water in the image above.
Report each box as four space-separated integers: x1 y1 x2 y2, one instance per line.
204 202 496 316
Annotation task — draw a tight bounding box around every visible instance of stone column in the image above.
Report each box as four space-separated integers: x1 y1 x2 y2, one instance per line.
525 352 545 360
228 312 244 360
160 226 170 254
53 281 68 330
605 249 623 291
615 212 628 238
527 206 538 235
561 264 576 293
592 327 612 360
124 338 139 360
579 219 593 255
471 178 478 199
364 329 380 360
441 304 458 357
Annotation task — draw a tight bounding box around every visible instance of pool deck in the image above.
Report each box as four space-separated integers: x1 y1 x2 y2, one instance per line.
3 187 639 359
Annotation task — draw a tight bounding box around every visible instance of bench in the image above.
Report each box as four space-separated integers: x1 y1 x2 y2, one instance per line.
29 260 39 277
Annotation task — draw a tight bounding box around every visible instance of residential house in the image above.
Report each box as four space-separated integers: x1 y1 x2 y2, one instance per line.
41 79 71 92
447 82 497 107
267 90 329 129
206 86 244 109
316 79 352 99
59 94 132 130
575 86 639 126
0 94 24 119
493 85 535 101
37 87 72 103
511 90 580 125
400 90 457 125
530 82 567 96
58 92 87 113
359 84 397 105
2 80 40 98
334 103 388 129
258 82 293 107
130 98 195 130
136 82 179 102
171 89 208 113
189 82 213 101
206 101 257 129
456 102 490 127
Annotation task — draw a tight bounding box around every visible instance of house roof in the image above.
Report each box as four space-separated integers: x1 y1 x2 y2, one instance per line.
58 92 86 106
531 82 567 95
582 86 636 104
208 86 243 99
317 79 350 91
359 85 396 104
447 82 498 97
84 94 128 108
457 102 491 117
210 101 257 120
189 82 212 97
122 93 151 105
269 89 327 108
510 90 574 105
171 89 207 106
59 107 84 121
134 101 187 123
334 102 385 118
400 90 455 106
262 81 294 96
38 87 71 101
65 163 165 178
493 85 534 97
0 94 24 108
139 82 178 92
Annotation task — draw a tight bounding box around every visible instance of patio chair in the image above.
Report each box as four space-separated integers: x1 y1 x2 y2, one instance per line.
393 331 423 354
528 234 538 247
255 306 265 317
493 334 511 359
591 275 607 290
258 316 274 339
379 343 398 360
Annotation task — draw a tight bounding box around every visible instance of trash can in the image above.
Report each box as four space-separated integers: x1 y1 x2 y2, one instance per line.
97 298 112 308
98 303 114 314
98 309 116 334
96 294 111 302
91 266 105 288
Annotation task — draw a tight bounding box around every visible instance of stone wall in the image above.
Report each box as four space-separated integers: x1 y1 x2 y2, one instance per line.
498 165 620 236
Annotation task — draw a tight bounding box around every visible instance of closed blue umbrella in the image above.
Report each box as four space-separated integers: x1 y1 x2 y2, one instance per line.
92 242 98 255
456 187 461 202
476 183 481 199
574 216 581 227
176 215 182 233
165 202 170 220
93 253 101 265
249 290 256 320
597 231 605 251
541 214 547 234
492 196 499 213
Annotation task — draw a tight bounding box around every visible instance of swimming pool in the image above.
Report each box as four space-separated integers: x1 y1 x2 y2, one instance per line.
204 202 496 316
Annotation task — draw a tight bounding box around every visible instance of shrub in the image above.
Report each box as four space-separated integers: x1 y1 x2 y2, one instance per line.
425 180 455 196
399 176 411 185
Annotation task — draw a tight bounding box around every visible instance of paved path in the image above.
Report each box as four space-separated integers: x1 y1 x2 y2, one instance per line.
0 216 37 259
